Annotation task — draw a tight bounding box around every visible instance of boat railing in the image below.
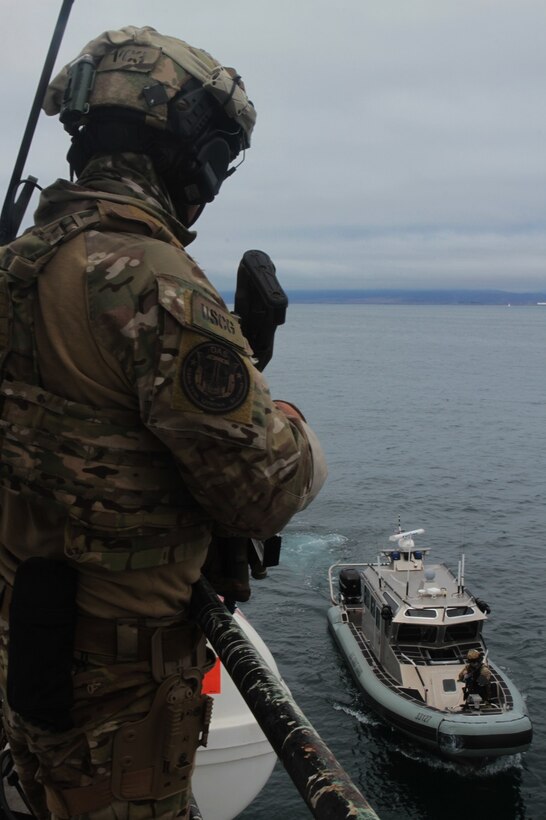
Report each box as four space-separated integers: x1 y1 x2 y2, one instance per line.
191 576 381 820
400 651 428 703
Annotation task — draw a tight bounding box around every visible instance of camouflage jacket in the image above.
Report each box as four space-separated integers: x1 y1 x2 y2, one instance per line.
0 154 326 612
458 663 492 685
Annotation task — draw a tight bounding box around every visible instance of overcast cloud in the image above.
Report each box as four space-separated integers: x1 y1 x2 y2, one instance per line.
2 0 545 292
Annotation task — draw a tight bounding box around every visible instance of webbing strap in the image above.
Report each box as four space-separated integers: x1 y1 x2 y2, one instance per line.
45 766 187 816
44 775 131 817
4 209 99 282
3 196 182 284
1 584 207 670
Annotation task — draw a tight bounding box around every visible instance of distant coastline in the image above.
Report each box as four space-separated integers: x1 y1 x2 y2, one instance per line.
282 289 546 306
221 288 546 306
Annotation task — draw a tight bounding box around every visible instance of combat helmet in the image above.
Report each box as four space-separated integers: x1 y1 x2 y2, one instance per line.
467 649 481 662
43 26 256 209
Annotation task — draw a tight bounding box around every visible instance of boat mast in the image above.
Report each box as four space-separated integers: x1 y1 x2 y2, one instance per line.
456 553 466 594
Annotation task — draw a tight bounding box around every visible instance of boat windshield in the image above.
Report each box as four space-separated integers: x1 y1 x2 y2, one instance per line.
444 622 479 641
396 622 480 644
397 624 438 643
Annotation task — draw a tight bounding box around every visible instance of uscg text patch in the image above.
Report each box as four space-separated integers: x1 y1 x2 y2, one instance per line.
179 340 250 414
191 292 246 351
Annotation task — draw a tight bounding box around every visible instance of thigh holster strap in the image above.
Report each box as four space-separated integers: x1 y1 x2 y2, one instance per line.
44 675 213 815
45 779 113 818
111 674 213 802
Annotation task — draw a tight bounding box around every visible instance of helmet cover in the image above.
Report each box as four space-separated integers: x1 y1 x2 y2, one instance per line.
43 26 256 144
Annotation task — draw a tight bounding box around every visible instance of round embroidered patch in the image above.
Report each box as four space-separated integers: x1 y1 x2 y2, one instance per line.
180 341 250 414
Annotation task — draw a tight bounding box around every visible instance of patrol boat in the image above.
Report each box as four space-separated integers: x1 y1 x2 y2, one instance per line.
327 527 533 760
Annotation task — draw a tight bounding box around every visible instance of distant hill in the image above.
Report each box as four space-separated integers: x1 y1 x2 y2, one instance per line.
282 289 546 306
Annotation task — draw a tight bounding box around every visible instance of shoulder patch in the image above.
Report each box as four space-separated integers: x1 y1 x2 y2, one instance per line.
190 291 246 349
179 340 250 414
157 274 247 352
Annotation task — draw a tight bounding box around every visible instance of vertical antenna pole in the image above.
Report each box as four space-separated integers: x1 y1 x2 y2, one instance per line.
0 0 75 243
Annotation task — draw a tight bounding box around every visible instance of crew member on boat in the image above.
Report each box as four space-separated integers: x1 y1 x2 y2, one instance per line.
459 649 492 702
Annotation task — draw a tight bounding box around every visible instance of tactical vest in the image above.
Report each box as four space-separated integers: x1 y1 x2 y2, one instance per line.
0 198 207 571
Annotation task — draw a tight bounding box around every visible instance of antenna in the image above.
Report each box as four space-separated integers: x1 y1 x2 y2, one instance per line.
389 528 425 545
0 0 75 243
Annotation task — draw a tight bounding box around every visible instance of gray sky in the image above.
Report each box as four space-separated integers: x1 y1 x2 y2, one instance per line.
2 0 545 292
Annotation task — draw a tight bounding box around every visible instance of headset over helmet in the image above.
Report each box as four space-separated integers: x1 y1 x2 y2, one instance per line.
43 26 256 210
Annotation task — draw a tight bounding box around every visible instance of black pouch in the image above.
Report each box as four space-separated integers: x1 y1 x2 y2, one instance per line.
7 558 78 732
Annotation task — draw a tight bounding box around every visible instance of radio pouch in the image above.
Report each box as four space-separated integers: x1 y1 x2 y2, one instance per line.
7 558 78 732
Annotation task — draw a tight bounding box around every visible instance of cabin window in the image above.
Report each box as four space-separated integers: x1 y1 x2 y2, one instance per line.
405 608 437 618
444 623 479 642
383 592 399 614
370 598 376 618
397 624 438 643
427 646 459 662
363 585 370 609
446 606 474 617
442 679 457 693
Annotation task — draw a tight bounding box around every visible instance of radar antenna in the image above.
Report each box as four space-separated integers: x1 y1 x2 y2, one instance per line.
389 528 425 549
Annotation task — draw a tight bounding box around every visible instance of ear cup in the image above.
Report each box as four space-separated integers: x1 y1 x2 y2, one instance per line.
181 138 232 204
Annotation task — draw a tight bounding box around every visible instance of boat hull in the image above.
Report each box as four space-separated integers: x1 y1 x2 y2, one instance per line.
327 605 532 760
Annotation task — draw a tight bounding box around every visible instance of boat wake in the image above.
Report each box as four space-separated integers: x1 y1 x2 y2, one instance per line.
332 701 382 727
286 531 348 553
394 743 523 777
332 700 524 779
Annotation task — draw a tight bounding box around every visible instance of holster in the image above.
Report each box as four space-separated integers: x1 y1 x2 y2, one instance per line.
40 630 215 816
111 672 213 802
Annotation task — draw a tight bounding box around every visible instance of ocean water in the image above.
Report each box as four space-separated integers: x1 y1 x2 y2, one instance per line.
237 305 545 820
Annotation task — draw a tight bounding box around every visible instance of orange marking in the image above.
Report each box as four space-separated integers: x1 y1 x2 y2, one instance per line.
202 658 222 694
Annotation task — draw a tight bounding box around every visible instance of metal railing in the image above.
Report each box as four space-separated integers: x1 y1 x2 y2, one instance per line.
191 576 380 820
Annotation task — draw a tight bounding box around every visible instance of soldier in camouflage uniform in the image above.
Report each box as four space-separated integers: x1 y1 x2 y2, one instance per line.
458 649 492 703
0 27 326 819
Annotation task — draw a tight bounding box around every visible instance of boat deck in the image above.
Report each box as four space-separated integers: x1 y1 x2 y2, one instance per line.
346 608 511 713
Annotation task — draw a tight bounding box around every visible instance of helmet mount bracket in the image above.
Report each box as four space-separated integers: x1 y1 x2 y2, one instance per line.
60 54 96 133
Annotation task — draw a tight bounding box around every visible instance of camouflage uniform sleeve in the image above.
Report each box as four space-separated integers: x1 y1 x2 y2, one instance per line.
87 234 326 539
479 665 492 683
458 664 472 681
